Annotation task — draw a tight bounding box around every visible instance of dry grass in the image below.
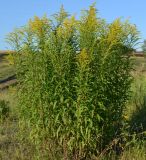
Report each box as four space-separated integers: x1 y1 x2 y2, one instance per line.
0 88 35 160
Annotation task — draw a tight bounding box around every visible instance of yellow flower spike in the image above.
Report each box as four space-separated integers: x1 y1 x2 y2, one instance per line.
63 17 76 36
55 5 68 24
87 5 97 26
56 26 62 38
77 48 90 69
29 15 49 37
57 16 76 39
80 4 97 33
107 18 123 44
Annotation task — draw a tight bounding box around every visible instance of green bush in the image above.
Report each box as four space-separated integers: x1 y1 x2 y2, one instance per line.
7 5 139 159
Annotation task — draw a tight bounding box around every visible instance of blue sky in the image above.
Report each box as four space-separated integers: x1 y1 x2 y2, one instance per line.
0 0 145 50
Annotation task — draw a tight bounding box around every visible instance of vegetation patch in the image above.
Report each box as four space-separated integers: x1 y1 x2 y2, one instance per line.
7 4 141 159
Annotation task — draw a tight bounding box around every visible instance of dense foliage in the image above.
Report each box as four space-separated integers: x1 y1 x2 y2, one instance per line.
7 5 139 159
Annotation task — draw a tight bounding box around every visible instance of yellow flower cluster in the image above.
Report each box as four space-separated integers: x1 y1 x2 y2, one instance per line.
57 16 76 39
86 5 97 30
29 16 48 37
77 48 90 69
79 5 97 35
107 19 122 44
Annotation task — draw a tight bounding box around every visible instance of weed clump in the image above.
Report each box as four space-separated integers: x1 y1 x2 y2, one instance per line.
7 4 139 159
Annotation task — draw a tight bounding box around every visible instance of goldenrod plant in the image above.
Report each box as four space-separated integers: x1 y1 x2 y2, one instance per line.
7 4 139 159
